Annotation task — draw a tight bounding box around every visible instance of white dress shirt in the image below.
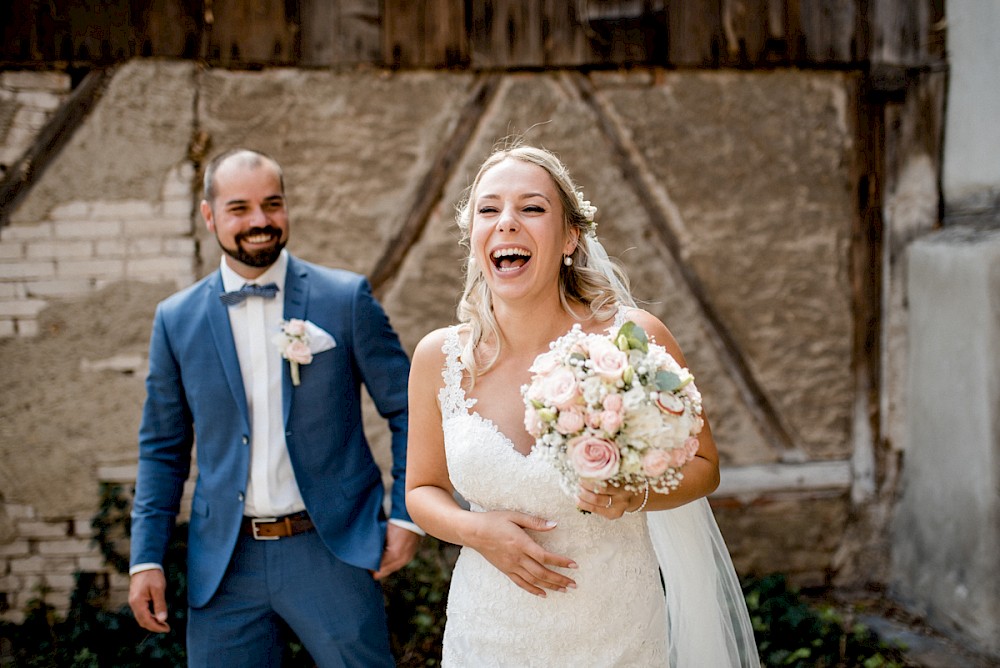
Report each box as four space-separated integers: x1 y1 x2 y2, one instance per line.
219 251 306 518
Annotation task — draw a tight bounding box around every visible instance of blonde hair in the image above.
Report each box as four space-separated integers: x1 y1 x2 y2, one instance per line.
455 144 633 380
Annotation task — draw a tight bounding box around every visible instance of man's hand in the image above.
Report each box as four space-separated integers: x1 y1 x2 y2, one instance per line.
372 523 421 580
129 568 171 633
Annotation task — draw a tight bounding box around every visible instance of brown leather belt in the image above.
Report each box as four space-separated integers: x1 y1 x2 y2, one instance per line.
240 511 315 540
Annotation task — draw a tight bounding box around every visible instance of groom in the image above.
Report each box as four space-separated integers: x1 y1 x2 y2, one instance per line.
128 148 420 666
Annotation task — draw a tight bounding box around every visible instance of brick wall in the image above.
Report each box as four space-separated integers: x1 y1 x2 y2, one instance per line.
0 165 196 336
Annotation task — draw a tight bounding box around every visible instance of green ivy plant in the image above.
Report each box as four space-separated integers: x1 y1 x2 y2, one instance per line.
1 485 914 667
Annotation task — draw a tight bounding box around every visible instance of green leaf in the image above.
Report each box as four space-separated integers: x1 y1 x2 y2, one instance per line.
616 321 649 352
655 370 682 392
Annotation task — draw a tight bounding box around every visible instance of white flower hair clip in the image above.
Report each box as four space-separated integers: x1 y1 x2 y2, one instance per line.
575 191 598 236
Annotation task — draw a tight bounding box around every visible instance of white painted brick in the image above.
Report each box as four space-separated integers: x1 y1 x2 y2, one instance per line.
94 239 127 256
126 238 163 255
161 198 194 218
123 217 191 236
9 556 47 575
0 242 24 259
56 258 124 279
15 90 62 112
17 521 69 539
0 283 21 299
91 200 157 220
1 70 71 92
0 541 30 558
50 201 91 220
97 463 137 482
3 503 36 520
0 319 15 337
75 556 107 571
126 256 193 277
24 278 92 297
26 240 94 259
15 107 50 130
163 237 196 255
0 223 53 241
0 574 26 591
0 299 47 318
15 318 38 337
53 220 122 239
72 519 94 537
1 610 26 625
35 538 94 557
44 574 78 590
0 260 56 279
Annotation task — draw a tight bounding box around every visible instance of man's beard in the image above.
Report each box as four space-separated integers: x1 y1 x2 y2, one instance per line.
216 227 286 268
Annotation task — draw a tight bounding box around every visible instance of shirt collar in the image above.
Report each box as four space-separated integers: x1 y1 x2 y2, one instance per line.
219 249 289 294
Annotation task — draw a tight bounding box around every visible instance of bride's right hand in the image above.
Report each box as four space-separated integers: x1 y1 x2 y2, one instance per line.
469 511 578 597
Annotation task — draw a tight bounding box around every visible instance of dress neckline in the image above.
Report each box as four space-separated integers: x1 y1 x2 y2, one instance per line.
440 306 630 459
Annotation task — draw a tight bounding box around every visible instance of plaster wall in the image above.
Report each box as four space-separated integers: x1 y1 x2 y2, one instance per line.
892 225 1000 657
942 0 1000 213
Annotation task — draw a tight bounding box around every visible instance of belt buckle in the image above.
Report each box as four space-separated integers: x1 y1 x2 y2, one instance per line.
251 517 280 540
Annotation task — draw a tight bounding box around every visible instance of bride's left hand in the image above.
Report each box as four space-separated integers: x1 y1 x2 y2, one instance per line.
576 481 636 519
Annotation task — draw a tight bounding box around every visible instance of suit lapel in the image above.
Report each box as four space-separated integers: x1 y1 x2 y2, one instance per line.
281 255 309 420
206 270 251 430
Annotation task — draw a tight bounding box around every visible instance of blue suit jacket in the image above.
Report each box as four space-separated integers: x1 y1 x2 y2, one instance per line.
129 254 412 608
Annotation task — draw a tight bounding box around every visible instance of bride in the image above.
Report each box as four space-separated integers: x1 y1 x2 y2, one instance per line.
405 143 760 667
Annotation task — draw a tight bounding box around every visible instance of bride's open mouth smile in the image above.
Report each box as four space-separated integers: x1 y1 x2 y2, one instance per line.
491 246 532 273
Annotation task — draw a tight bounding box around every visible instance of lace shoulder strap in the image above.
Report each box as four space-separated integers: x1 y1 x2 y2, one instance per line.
438 326 477 419
613 303 631 329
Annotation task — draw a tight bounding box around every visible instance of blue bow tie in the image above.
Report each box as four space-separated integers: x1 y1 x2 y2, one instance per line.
219 282 279 306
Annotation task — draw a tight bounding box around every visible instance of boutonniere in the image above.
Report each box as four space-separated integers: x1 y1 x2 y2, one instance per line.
273 318 313 386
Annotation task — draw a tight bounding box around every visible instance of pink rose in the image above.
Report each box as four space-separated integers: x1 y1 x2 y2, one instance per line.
667 447 690 468
524 406 544 438
602 394 623 412
285 340 313 365
556 409 585 435
529 351 561 375
683 436 701 458
585 410 602 430
588 339 629 380
538 367 580 410
283 319 308 337
568 435 620 480
642 449 672 477
600 409 623 435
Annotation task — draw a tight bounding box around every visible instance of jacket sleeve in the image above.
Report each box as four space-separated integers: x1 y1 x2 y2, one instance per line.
349 277 412 523
129 304 194 569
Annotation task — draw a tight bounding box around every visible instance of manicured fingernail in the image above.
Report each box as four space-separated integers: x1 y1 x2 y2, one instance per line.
544 520 557 528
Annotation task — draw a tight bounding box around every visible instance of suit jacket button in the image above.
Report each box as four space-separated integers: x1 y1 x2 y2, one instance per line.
242 436 249 445
238 492 244 502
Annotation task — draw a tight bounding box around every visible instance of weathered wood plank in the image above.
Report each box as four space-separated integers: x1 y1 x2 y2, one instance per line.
301 0 381 67
206 0 298 66
797 0 859 62
470 0 545 68
666 0 724 67
384 0 466 68
134 0 201 58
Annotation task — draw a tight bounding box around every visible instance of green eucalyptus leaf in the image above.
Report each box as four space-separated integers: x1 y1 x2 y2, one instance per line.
655 370 683 392
617 321 649 352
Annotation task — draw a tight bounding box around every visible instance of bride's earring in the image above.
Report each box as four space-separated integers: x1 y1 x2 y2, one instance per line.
563 255 573 266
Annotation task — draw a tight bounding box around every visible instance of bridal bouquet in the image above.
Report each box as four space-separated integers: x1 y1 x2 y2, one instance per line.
522 321 703 498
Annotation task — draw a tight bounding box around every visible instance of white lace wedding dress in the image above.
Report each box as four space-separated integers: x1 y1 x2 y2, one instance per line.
438 325 668 667
437 316 760 668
